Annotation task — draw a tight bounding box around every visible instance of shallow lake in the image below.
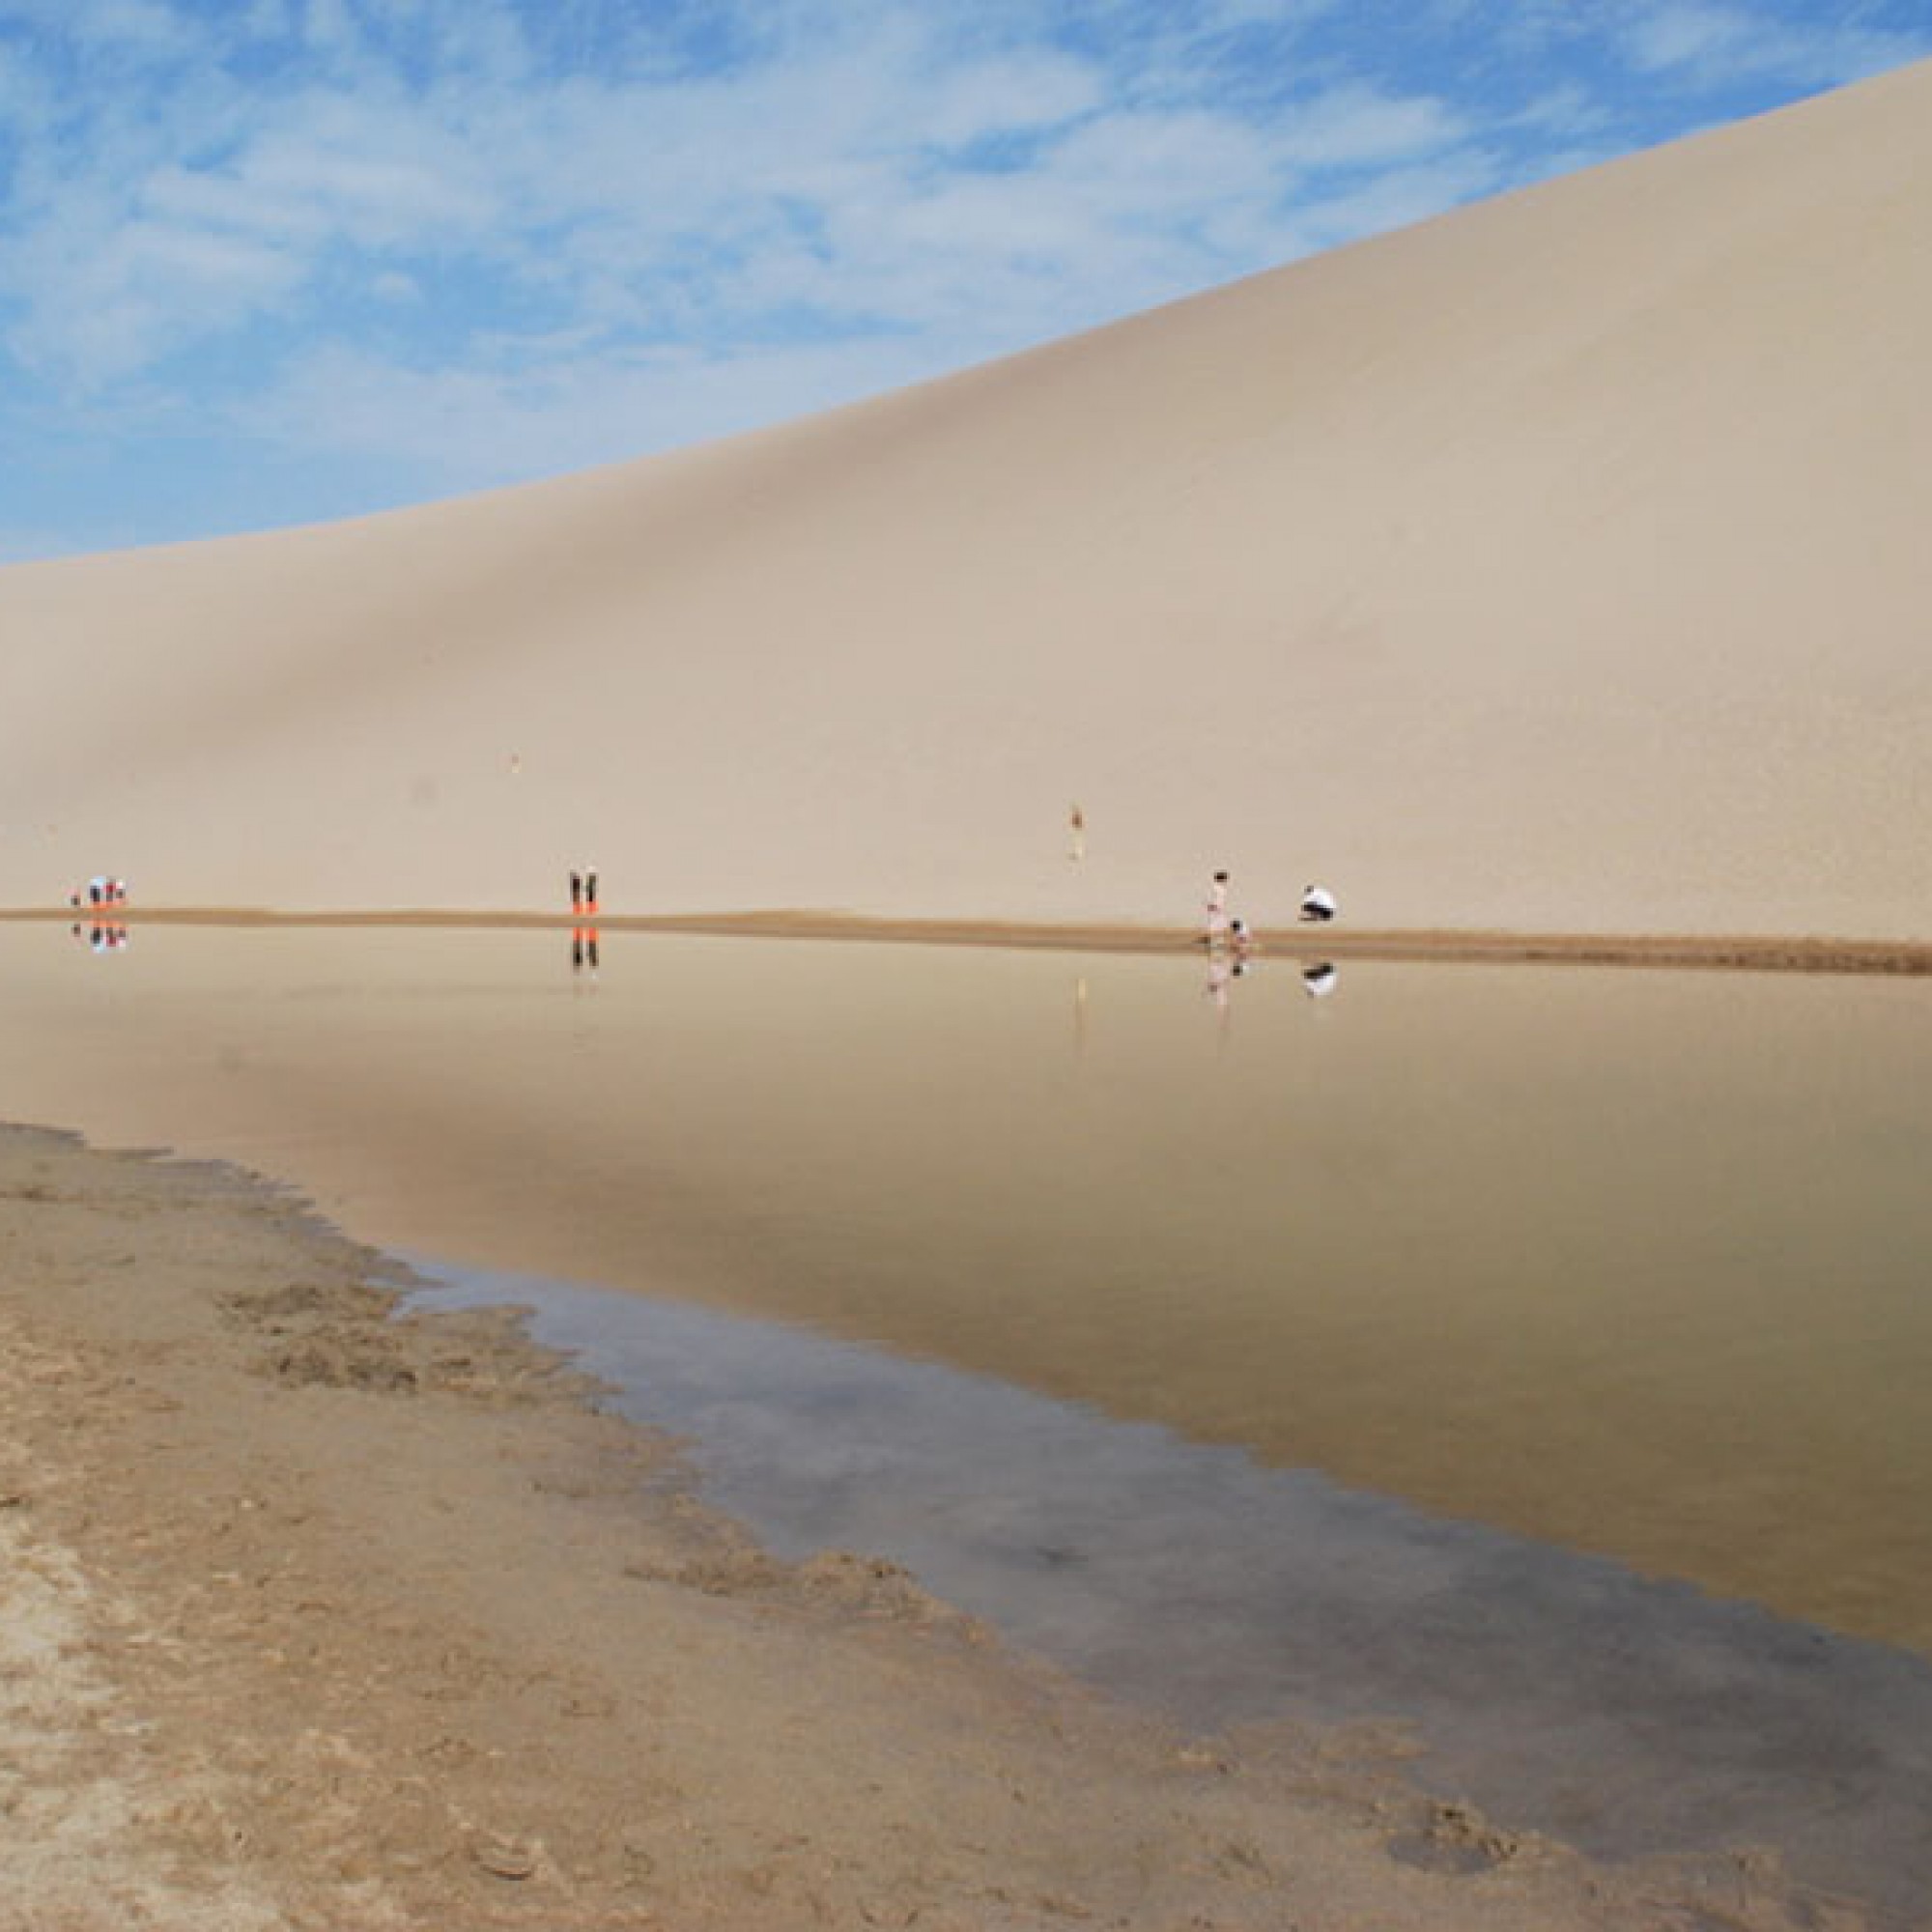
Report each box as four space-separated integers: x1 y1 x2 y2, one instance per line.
6 922 1931 1908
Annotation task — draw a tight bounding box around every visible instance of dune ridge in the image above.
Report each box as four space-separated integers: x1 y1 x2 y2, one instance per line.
3 57 1929 939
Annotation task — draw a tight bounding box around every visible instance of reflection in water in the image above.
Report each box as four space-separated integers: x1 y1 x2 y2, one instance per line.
570 923 600 982
1302 960 1338 998
70 921 131 954
1203 949 1235 1030
407 1258 1932 1923
8 925 1932 1670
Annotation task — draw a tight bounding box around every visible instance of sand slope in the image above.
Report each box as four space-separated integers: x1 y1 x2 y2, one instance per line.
3 58 1929 936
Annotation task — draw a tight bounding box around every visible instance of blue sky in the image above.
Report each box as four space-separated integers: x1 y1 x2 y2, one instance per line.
2 0 1927 561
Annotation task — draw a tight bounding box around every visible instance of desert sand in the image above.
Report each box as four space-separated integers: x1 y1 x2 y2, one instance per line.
1 57 1930 940
4 51 1931 1931
0 1124 1866 1931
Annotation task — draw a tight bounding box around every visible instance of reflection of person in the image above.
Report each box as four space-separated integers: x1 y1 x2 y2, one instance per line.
1299 884 1338 923
1302 962 1339 998
1205 952 1233 1010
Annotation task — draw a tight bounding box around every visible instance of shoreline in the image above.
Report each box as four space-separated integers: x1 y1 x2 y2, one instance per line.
9 902 1932 976
0 1122 1856 1930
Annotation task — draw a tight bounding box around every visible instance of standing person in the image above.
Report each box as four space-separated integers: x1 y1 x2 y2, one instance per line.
584 867 599 915
1204 869 1231 946
1299 884 1338 923
1068 803 1086 864
570 869 582 914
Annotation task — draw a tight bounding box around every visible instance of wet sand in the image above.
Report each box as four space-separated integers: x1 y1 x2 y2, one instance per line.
0 1122 1872 1931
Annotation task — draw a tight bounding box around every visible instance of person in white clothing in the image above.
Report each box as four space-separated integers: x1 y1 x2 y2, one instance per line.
1204 869 1231 945
1298 884 1338 923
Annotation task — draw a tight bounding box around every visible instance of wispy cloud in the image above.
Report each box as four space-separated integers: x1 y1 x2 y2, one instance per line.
1619 1 1926 84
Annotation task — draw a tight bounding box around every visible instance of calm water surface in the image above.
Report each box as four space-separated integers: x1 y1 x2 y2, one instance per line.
12 921 1932 1907
8 923 1927 1654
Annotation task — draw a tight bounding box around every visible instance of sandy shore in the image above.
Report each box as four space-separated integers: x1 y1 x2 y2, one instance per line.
0 1122 1868 1931
10 904 1932 976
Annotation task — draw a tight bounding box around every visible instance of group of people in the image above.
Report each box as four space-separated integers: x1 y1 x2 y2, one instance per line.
1203 869 1337 951
69 875 128 908
568 867 601 915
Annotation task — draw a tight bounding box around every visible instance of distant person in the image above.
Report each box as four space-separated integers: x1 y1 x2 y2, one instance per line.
570 869 583 913
1302 962 1339 998
1068 803 1086 863
1299 884 1337 923
584 867 599 915
1204 869 1231 946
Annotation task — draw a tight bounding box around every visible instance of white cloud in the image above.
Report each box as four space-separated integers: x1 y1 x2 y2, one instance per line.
1621 2 1927 85
1627 2 1749 71
141 109 496 249
0 1 1476 409
1288 151 1506 253
1269 84 1468 169
917 48 1104 147
20 214 303 383
0 0 189 50
239 330 948 487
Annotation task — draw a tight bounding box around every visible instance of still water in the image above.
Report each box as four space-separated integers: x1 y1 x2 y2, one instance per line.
12 923 1930 1647
6 923 1932 1898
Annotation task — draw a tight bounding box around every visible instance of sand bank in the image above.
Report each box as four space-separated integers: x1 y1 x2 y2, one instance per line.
10 903 1932 976
0 1122 1863 1931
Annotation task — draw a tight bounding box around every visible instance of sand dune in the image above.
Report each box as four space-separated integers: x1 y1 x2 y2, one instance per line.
3 57 1929 937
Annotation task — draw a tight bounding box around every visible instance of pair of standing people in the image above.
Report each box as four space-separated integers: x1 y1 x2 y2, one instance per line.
569 867 600 915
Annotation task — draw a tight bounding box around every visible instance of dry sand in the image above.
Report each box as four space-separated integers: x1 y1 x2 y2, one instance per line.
0 1123 1876 1931
2 58 1930 939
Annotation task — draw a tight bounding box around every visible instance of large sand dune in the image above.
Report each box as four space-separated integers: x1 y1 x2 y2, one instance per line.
3 58 1929 937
